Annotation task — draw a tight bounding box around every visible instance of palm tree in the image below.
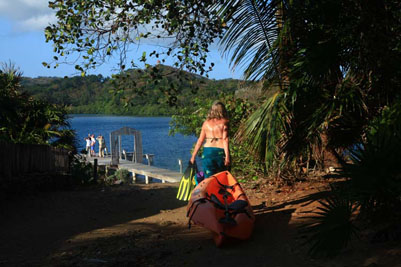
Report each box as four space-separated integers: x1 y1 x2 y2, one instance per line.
0 63 76 150
216 0 400 176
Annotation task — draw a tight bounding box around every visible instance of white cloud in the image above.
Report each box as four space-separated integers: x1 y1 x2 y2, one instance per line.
0 0 54 31
18 13 56 31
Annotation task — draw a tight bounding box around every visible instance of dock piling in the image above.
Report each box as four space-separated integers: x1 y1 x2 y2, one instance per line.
131 171 136 183
178 159 183 173
93 158 98 182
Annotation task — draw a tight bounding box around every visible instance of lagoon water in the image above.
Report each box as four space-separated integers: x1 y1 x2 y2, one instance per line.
69 115 197 172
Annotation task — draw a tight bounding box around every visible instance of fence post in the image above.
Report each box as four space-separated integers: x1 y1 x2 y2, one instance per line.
178 159 183 173
93 158 98 182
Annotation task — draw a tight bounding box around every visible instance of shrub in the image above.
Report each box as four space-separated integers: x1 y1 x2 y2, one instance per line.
105 169 131 185
344 103 401 218
303 103 401 256
116 169 131 184
302 192 359 257
70 155 94 185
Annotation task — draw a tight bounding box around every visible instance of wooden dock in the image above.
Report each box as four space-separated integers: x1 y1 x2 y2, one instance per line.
87 156 182 184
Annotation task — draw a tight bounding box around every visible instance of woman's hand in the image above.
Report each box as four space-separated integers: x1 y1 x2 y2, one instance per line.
190 123 206 165
224 156 230 166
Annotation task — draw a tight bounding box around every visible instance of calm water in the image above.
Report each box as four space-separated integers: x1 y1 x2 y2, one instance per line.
69 115 197 172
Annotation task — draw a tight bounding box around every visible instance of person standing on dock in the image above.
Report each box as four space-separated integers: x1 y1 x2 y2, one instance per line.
85 137 91 155
97 134 105 157
190 101 230 178
90 134 96 157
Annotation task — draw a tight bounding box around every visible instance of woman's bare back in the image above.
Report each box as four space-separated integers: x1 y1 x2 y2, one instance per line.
203 118 229 148
190 103 230 166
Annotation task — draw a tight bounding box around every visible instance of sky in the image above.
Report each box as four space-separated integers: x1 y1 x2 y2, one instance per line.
0 0 243 80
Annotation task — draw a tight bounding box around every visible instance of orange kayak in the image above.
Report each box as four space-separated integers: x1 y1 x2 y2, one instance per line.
187 171 255 246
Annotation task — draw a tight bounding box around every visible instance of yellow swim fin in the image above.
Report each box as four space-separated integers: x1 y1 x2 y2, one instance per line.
176 162 197 201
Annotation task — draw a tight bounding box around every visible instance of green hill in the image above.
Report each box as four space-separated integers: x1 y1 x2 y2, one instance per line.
21 65 242 116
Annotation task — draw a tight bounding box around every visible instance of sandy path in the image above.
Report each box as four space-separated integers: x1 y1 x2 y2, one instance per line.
0 182 399 267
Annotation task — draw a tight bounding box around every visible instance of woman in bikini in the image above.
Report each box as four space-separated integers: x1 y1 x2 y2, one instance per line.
190 101 230 178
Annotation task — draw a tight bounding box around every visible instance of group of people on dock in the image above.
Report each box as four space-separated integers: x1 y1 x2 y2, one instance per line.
85 134 106 157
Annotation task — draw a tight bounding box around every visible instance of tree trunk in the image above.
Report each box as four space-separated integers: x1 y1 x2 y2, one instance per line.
314 132 343 170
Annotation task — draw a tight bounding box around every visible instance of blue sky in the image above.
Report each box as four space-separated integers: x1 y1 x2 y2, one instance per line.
0 0 243 80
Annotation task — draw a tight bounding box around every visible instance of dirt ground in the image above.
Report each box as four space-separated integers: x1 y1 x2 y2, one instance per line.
0 177 400 267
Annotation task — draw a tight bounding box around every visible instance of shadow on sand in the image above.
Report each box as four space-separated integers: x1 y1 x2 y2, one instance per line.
2 184 399 267
0 184 186 266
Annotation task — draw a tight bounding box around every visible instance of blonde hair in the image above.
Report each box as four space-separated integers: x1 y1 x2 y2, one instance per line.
207 101 228 120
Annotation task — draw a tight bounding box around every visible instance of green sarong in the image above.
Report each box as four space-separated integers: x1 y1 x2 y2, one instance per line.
202 147 226 178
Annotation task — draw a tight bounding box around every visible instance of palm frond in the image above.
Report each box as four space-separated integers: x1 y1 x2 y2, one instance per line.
236 91 290 171
342 102 401 214
219 0 286 82
301 195 359 257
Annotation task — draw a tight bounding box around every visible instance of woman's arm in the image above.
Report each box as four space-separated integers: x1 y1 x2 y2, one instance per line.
222 123 230 166
190 122 206 164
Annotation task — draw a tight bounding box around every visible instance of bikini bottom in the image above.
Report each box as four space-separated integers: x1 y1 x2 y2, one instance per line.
202 147 226 178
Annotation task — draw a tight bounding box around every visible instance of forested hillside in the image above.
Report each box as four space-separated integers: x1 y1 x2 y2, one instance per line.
21 65 242 116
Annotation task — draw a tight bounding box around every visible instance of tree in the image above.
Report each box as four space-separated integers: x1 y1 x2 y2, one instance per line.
223 0 401 175
0 63 76 150
45 0 227 74
45 0 401 176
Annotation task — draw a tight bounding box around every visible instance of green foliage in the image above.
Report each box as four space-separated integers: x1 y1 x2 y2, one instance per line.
219 0 284 82
46 0 226 78
21 65 240 116
302 193 359 257
0 63 76 150
105 169 131 185
343 103 401 217
69 156 94 185
169 98 213 137
304 103 401 256
235 0 401 176
237 91 288 173
104 175 116 185
116 169 131 184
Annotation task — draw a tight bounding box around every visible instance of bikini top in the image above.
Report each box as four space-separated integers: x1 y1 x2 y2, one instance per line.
204 120 227 143
205 137 223 142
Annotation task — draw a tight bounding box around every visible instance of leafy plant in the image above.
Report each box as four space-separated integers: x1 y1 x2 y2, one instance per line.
105 169 131 185
115 169 131 184
343 103 401 218
304 103 401 256
302 194 359 257
104 174 117 185
69 156 94 185
231 0 401 179
0 62 77 150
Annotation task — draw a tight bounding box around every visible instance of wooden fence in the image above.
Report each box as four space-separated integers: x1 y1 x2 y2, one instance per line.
0 142 70 179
